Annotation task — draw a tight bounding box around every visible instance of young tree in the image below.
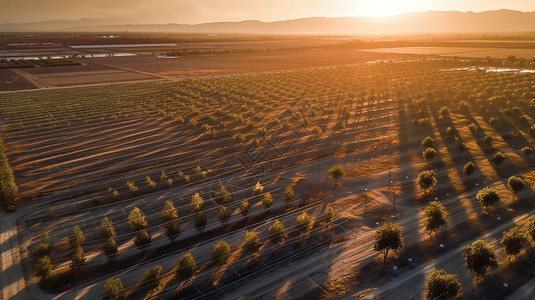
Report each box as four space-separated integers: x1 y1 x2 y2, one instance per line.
195 212 207 230
284 185 294 203
100 217 116 240
327 165 345 180
373 222 404 267
417 170 437 196
141 265 162 291
68 226 85 248
128 207 147 231
422 147 437 166
522 146 534 156
507 176 526 200
212 241 231 266
324 205 335 222
425 269 462 300
134 230 151 254
239 200 250 216
463 239 498 280
528 215 535 241
463 161 475 177
177 252 196 279
296 212 313 233
476 187 500 209
500 226 528 259
160 200 177 222
421 136 435 148
492 151 506 165
103 237 118 261
218 206 231 223
262 192 273 210
243 231 261 254
34 232 51 258
103 277 125 300
190 193 204 212
215 185 232 205
34 255 53 282
423 201 448 235
70 245 86 273
483 134 493 146
252 181 264 196
268 220 287 243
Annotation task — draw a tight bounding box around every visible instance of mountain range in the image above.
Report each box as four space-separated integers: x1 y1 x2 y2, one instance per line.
1 10 534 34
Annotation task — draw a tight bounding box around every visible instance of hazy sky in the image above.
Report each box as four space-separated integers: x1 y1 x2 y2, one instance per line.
2 0 535 23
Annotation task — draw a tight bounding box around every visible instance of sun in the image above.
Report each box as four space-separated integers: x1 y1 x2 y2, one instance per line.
354 0 424 18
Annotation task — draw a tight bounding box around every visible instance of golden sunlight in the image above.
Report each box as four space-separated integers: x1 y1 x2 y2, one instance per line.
354 0 423 17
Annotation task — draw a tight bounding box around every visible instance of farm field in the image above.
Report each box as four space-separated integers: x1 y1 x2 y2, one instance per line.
362 46 535 59
1 57 535 300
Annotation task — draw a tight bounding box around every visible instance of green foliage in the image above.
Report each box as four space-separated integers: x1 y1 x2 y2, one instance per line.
218 206 231 222
483 134 493 146
324 205 335 222
268 220 287 243
438 106 451 120
34 255 53 281
142 265 162 291
425 269 462 300
126 181 138 193
165 221 180 241
284 185 294 202
103 277 125 300
100 217 116 239
296 212 312 233
34 232 51 258
423 201 447 235
195 212 207 229
70 245 86 273
476 187 500 209
463 161 475 176
500 226 528 258
212 241 231 265
528 215 535 241
0 138 19 209
421 136 435 148
463 239 498 278
161 200 178 221
492 151 506 165
232 133 246 143
214 185 232 205
159 170 167 182
239 200 250 215
507 176 526 196
128 207 148 231
145 176 156 189
190 192 204 212
243 231 261 253
262 192 273 210
417 170 437 195
252 181 264 196
422 147 436 162
177 252 196 279
134 230 151 252
103 237 118 260
327 165 345 180
373 222 404 266
68 226 85 248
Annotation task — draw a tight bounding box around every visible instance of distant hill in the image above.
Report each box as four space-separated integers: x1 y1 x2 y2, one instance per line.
2 10 535 34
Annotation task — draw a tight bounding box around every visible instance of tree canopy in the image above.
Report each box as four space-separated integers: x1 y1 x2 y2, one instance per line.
425 269 462 300
463 239 498 279
374 222 404 266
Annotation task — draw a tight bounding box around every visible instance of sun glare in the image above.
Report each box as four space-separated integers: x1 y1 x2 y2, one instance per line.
354 0 423 17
